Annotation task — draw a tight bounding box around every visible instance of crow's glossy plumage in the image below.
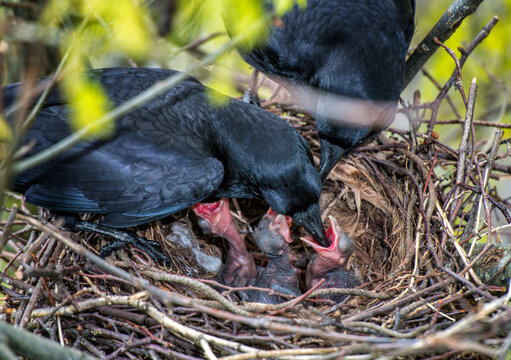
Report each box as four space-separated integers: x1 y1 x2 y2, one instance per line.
6 67 327 246
237 0 416 180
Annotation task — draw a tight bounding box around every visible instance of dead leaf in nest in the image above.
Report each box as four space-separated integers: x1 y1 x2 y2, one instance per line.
333 161 395 216
324 157 408 276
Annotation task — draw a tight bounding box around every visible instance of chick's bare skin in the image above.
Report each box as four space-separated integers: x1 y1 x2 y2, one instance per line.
248 210 300 304
193 199 256 287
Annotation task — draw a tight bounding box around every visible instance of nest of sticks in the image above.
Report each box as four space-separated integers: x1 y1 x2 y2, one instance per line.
1 18 511 360
1 84 511 359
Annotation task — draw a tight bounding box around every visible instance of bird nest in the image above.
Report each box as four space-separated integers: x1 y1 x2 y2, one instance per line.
1 78 511 360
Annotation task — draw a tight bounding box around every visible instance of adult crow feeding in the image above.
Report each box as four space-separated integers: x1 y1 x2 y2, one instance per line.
5 67 327 286
235 0 416 180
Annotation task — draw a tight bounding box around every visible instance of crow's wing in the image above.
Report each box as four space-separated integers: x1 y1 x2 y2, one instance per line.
10 68 224 227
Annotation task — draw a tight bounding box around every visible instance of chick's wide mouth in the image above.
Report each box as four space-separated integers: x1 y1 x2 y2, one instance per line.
301 215 340 252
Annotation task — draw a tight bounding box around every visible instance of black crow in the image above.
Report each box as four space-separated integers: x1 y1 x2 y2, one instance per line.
5 67 327 286
235 0 416 180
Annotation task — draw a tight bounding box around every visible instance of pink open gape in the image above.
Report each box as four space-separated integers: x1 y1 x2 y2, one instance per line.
192 199 256 287
302 216 356 289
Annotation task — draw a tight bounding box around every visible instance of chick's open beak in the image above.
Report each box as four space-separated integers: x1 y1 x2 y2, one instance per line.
266 208 293 244
301 215 354 266
292 203 328 247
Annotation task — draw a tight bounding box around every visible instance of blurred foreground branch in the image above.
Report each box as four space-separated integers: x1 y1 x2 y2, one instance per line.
0 321 98 360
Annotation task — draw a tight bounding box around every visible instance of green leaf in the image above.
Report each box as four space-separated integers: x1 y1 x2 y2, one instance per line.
61 72 112 138
0 116 12 142
222 0 269 50
274 0 294 16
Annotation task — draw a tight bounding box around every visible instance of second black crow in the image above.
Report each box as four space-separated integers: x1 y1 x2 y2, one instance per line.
235 0 416 180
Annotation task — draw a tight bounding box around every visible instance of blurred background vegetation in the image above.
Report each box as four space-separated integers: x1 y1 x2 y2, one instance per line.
409 1 510 143
409 1 511 229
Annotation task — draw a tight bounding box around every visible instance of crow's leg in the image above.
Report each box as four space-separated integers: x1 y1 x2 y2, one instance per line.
242 70 260 106
193 199 256 287
63 217 170 264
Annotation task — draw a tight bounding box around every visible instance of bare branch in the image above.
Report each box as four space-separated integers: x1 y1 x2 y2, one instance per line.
404 0 486 88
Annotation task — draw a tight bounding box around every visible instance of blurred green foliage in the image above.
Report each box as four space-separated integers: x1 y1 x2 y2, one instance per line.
406 0 510 141
0 116 11 142
40 0 155 136
42 0 154 58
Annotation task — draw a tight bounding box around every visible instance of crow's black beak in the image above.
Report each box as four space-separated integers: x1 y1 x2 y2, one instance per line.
319 137 346 182
292 203 328 247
